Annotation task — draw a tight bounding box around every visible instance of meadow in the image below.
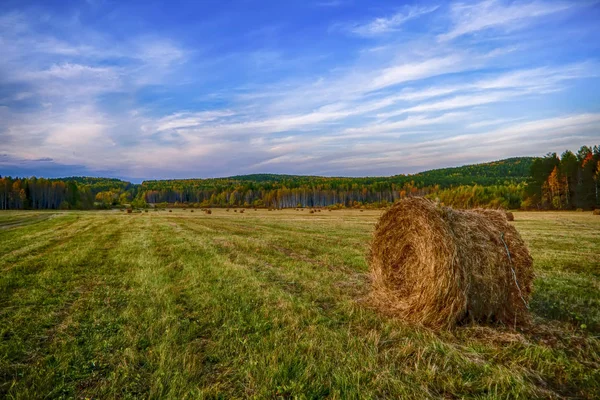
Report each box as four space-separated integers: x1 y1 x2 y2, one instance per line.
1 209 599 399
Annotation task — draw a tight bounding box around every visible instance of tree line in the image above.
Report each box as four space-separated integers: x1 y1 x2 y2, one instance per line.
0 177 137 210
1 148 598 210
138 157 533 209
523 145 600 210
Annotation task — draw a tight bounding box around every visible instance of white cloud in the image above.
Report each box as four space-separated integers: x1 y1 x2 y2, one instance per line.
439 0 572 41
0 2 597 178
153 111 236 132
350 5 439 36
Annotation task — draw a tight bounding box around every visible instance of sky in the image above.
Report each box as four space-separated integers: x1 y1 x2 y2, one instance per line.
0 0 599 181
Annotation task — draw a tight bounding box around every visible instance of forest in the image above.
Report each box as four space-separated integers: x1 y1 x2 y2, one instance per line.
1 146 598 210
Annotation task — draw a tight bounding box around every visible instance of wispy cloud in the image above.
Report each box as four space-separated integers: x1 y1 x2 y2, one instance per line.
349 5 439 36
439 0 573 41
0 0 598 178
315 0 347 7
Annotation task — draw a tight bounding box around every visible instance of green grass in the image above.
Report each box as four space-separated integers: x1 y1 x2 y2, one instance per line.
1 209 599 399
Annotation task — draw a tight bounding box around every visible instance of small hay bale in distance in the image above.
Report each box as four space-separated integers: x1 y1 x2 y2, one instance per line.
239 209 245 214
190 210 194 213
126 209 132 214
593 209 600 215
169 209 172 213
205 209 212 215
369 197 533 329
505 211 515 221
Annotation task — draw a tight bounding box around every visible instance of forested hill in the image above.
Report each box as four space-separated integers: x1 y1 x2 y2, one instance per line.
151 157 535 188
410 157 535 186
139 157 535 208
3 149 599 210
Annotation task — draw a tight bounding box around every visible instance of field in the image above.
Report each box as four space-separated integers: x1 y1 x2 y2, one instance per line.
1 209 599 399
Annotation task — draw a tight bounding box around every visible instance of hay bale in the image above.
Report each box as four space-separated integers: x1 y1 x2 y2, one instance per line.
369 198 533 329
205 209 212 215
505 211 515 221
169 210 172 213
190 210 194 213
593 209 600 215
239 209 245 214
126 209 132 214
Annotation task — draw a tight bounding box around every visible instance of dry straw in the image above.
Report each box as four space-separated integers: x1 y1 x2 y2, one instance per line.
505 211 515 221
593 209 600 215
369 197 533 329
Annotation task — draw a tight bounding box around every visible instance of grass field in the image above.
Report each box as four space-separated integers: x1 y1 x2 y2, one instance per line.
1 209 599 399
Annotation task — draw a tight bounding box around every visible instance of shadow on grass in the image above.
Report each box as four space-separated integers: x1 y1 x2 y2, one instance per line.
530 274 600 333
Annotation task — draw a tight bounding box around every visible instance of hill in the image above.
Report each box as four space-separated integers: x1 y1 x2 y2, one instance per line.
1 157 536 210
144 157 535 187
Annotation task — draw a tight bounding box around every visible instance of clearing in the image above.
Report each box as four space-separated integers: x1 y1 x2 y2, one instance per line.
1 209 599 398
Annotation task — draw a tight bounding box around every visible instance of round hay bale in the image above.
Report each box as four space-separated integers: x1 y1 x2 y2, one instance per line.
205 209 212 215
369 197 533 329
240 209 245 214
593 209 600 215
126 209 132 214
505 211 515 221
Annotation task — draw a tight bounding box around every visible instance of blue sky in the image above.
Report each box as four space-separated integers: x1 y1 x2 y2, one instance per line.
1 0 599 180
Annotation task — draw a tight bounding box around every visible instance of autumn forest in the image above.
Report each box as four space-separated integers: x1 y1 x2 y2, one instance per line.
1 145 599 211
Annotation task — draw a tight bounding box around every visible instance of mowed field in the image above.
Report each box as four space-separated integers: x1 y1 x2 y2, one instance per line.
1 209 599 399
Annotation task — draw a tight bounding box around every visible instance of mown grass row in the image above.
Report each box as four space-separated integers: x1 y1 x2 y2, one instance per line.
0 210 599 398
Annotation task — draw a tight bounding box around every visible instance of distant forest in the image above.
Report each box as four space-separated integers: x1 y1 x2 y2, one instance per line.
1 145 599 210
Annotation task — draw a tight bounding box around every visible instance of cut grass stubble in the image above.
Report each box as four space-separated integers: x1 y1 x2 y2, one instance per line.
0 209 598 398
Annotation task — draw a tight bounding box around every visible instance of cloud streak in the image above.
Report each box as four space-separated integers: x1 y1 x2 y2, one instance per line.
349 5 439 36
0 0 598 179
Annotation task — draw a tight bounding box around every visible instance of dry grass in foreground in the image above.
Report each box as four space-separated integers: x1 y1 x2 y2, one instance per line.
0 209 598 398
